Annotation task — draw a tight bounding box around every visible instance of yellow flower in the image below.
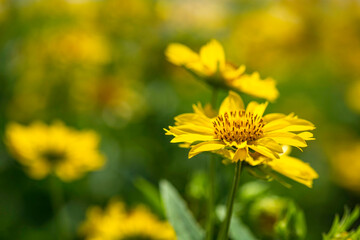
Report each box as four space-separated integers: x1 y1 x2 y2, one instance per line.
346 80 360 114
330 141 360 193
165 39 279 101
5 121 105 181
79 200 176 240
165 91 318 187
264 146 318 188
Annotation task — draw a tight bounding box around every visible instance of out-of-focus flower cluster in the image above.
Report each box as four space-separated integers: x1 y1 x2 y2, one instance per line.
79 199 176 240
5 121 105 181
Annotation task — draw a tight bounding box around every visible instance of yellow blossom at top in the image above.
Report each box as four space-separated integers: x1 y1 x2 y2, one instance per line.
165 91 318 187
165 39 279 101
5 121 105 181
79 200 176 240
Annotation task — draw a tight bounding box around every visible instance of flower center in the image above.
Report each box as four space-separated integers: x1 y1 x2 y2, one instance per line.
121 236 154 240
41 150 66 165
213 110 264 144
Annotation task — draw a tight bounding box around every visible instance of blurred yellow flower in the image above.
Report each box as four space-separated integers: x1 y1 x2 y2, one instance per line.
227 2 306 73
165 91 317 187
346 80 360 114
321 1 360 75
79 200 176 240
165 39 279 101
5 121 105 181
45 28 109 66
330 142 360 193
70 76 145 123
156 0 226 31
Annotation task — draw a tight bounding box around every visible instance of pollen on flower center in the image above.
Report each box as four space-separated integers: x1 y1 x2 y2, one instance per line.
213 110 264 144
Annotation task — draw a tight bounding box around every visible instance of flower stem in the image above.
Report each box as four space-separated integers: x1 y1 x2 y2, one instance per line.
207 88 218 240
211 88 218 108
49 175 71 240
218 161 242 240
207 155 216 240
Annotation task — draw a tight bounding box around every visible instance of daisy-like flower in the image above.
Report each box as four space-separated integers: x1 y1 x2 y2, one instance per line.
5 121 105 181
79 200 176 240
165 39 279 101
165 91 318 187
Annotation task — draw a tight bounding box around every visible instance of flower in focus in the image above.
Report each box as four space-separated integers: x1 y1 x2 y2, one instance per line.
264 146 318 188
165 91 318 187
165 39 279 101
79 200 176 240
5 121 105 181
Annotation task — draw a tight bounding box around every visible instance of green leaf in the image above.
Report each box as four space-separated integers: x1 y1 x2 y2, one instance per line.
323 206 360 240
294 209 307 240
134 177 164 217
274 201 307 240
230 217 258 240
160 180 205 240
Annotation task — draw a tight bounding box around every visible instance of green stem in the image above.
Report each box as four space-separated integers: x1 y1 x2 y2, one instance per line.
211 88 218 108
207 156 216 240
207 88 218 240
218 161 242 240
49 175 71 240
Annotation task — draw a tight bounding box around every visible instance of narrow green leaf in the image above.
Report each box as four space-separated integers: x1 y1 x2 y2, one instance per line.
230 217 258 240
134 177 164 217
295 209 307 240
323 206 360 240
160 180 205 240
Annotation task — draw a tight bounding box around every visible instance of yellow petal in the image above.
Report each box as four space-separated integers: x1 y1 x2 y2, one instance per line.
245 154 266 166
298 132 315 141
189 141 225 158
264 132 307 148
263 119 291 132
165 43 200 66
165 127 182 136
199 39 225 74
256 138 283 153
263 113 287 122
248 144 280 159
215 148 234 160
246 101 268 117
232 146 248 162
264 113 315 132
219 91 244 115
231 72 279 101
172 124 214 136
192 103 217 118
171 133 215 144
26 161 51 180
174 113 212 127
223 64 246 80
268 155 318 188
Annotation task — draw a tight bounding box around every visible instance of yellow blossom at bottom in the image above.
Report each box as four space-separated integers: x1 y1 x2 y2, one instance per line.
5 121 105 181
165 91 318 187
79 200 176 240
